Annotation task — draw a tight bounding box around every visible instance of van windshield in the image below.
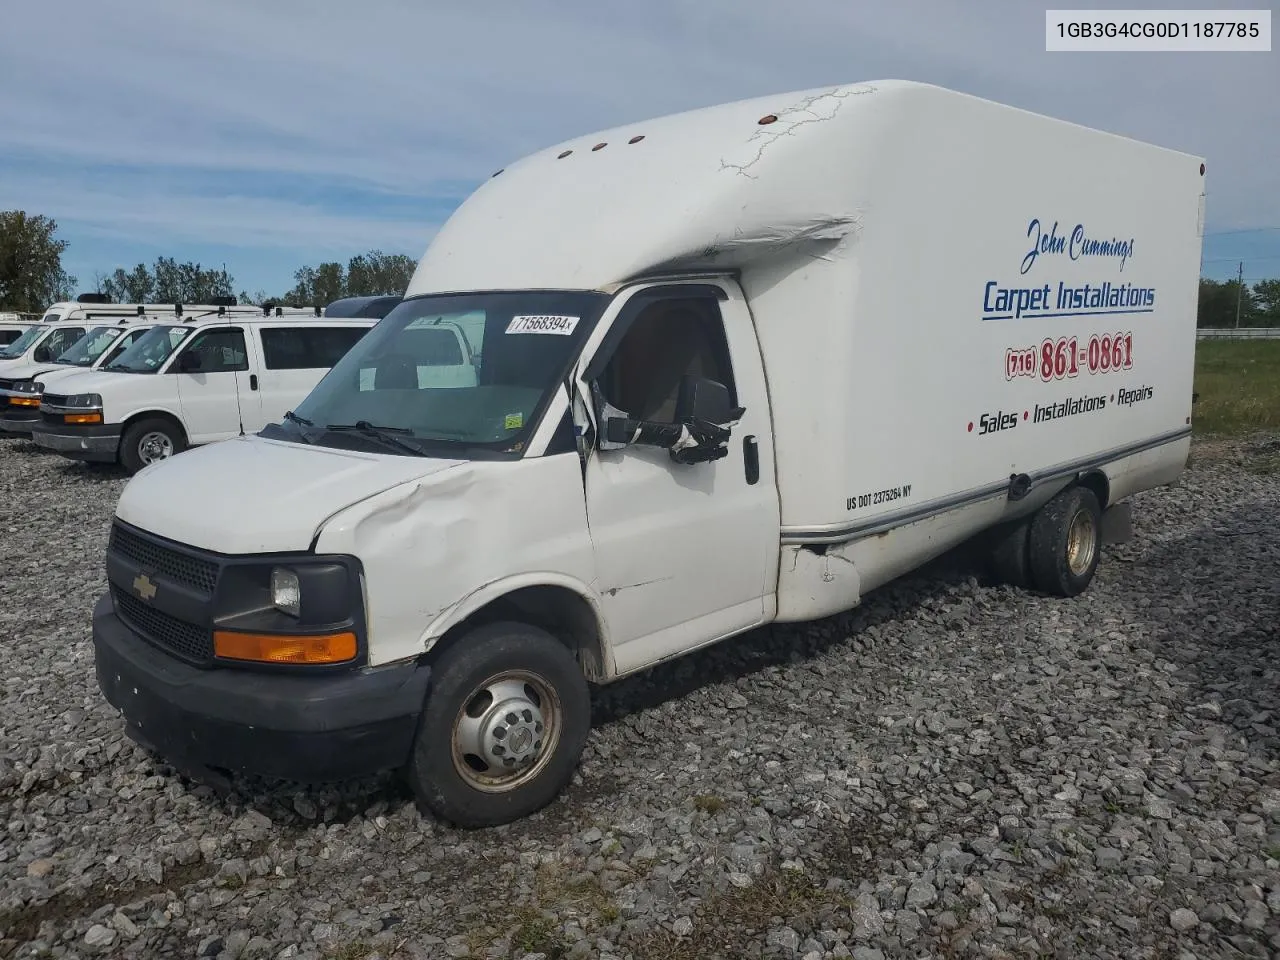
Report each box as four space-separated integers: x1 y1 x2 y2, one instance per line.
0 325 48 359
104 324 193 373
281 291 609 456
54 326 122 366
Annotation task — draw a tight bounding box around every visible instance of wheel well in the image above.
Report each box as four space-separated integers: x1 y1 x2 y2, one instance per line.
122 410 188 444
1076 470 1110 510
426 585 606 681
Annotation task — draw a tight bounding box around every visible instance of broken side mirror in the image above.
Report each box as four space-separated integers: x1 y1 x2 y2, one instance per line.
674 375 742 426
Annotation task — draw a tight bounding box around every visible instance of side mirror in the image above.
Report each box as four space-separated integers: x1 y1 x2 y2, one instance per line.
178 351 202 372
674 375 740 426
32 346 52 363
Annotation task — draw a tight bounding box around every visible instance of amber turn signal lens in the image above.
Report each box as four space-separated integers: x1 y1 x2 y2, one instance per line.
64 412 103 424
11 396 39 407
213 630 357 665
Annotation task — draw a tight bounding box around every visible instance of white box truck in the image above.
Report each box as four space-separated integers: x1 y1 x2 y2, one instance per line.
89 81 1203 827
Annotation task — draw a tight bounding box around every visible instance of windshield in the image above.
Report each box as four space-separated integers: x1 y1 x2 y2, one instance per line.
97 327 151 367
40 313 61 323
281 291 609 455
55 326 122 367
104 324 193 373
0 325 48 359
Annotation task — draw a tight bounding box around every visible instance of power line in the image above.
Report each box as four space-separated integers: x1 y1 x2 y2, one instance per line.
1203 255 1280 264
1204 226 1280 238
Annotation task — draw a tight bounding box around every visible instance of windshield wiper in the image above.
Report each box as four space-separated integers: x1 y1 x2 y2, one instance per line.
284 410 314 427
324 420 428 457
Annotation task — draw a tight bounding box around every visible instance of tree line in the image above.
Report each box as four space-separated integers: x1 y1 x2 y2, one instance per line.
3 208 1279 327
1197 277 1280 328
0 209 414 313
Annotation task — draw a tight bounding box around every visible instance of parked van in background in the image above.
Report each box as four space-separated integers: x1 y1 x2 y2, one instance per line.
0 317 40 348
31 314 376 472
86 81 1204 827
0 317 94 376
39 293 323 325
0 318 158 436
322 295 403 319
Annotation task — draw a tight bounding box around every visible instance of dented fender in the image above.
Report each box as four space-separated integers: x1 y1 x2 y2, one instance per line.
312 452 598 668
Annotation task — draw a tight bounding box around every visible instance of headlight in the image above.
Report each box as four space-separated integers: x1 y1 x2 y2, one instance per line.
270 566 301 617
65 393 103 409
11 380 40 394
211 558 363 668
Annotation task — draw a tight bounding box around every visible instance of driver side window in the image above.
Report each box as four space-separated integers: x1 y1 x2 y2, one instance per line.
181 328 248 373
597 297 736 424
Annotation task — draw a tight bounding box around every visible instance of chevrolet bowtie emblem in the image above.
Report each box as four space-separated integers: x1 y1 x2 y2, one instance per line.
133 573 157 602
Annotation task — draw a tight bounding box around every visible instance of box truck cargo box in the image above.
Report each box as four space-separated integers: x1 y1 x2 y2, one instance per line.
87 80 1204 828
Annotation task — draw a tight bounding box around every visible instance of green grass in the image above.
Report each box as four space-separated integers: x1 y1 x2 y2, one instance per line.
1193 340 1280 437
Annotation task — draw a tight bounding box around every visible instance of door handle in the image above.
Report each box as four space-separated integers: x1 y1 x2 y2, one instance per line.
743 435 759 485
249 374 259 391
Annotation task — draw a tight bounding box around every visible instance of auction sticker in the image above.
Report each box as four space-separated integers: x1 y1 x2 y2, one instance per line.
506 315 580 335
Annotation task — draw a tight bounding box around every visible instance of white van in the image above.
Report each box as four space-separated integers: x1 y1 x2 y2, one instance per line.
0 316 97 376
0 315 41 349
87 81 1203 827
39 293 323 325
30 314 375 472
0 319 158 436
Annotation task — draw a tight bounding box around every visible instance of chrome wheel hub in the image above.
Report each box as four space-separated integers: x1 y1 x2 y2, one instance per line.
452 673 560 793
138 431 173 463
1066 509 1097 576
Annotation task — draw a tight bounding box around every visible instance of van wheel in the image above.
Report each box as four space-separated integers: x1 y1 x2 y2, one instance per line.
120 418 185 474
988 517 1033 588
407 622 591 828
1028 486 1102 597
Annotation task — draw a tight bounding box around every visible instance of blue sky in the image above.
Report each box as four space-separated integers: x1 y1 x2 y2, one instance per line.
1 0 1277 296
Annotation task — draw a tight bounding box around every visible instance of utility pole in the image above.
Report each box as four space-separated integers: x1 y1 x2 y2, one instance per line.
1234 261 1243 329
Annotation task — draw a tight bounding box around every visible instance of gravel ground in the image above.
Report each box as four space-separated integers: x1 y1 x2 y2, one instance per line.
2 433 1279 960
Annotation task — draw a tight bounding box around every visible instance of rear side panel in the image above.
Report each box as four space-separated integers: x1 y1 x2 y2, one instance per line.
753 85 1203 541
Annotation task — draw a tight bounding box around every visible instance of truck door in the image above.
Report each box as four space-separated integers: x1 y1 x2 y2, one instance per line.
575 281 780 674
172 326 254 443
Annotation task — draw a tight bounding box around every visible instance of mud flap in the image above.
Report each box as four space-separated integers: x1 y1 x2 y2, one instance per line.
1100 502 1134 545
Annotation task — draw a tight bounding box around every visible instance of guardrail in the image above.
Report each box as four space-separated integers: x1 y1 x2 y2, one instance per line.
1196 327 1280 340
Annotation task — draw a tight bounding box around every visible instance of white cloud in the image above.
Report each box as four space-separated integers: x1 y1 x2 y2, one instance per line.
1 0 1276 285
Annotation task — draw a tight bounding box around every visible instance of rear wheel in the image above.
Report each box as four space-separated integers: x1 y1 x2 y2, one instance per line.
407 622 591 828
1028 485 1102 597
120 417 185 474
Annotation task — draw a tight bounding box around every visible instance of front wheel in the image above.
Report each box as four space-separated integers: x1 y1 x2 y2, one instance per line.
407 622 591 828
120 417 186 474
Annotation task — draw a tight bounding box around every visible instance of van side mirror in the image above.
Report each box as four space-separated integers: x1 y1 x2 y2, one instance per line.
33 345 53 363
674 375 741 426
178 351 202 372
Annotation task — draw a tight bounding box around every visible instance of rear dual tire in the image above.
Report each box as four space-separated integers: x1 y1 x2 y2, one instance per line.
988 485 1102 598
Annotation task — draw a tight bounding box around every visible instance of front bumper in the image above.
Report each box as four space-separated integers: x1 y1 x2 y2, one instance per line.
92 592 432 782
30 423 121 462
0 407 40 436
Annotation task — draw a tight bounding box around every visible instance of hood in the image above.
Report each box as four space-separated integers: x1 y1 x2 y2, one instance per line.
37 369 130 396
0 361 62 384
33 365 91 387
115 434 467 553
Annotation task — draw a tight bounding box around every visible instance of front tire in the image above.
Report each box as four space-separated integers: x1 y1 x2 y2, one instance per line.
407 622 591 828
120 417 186 474
1028 485 1102 597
